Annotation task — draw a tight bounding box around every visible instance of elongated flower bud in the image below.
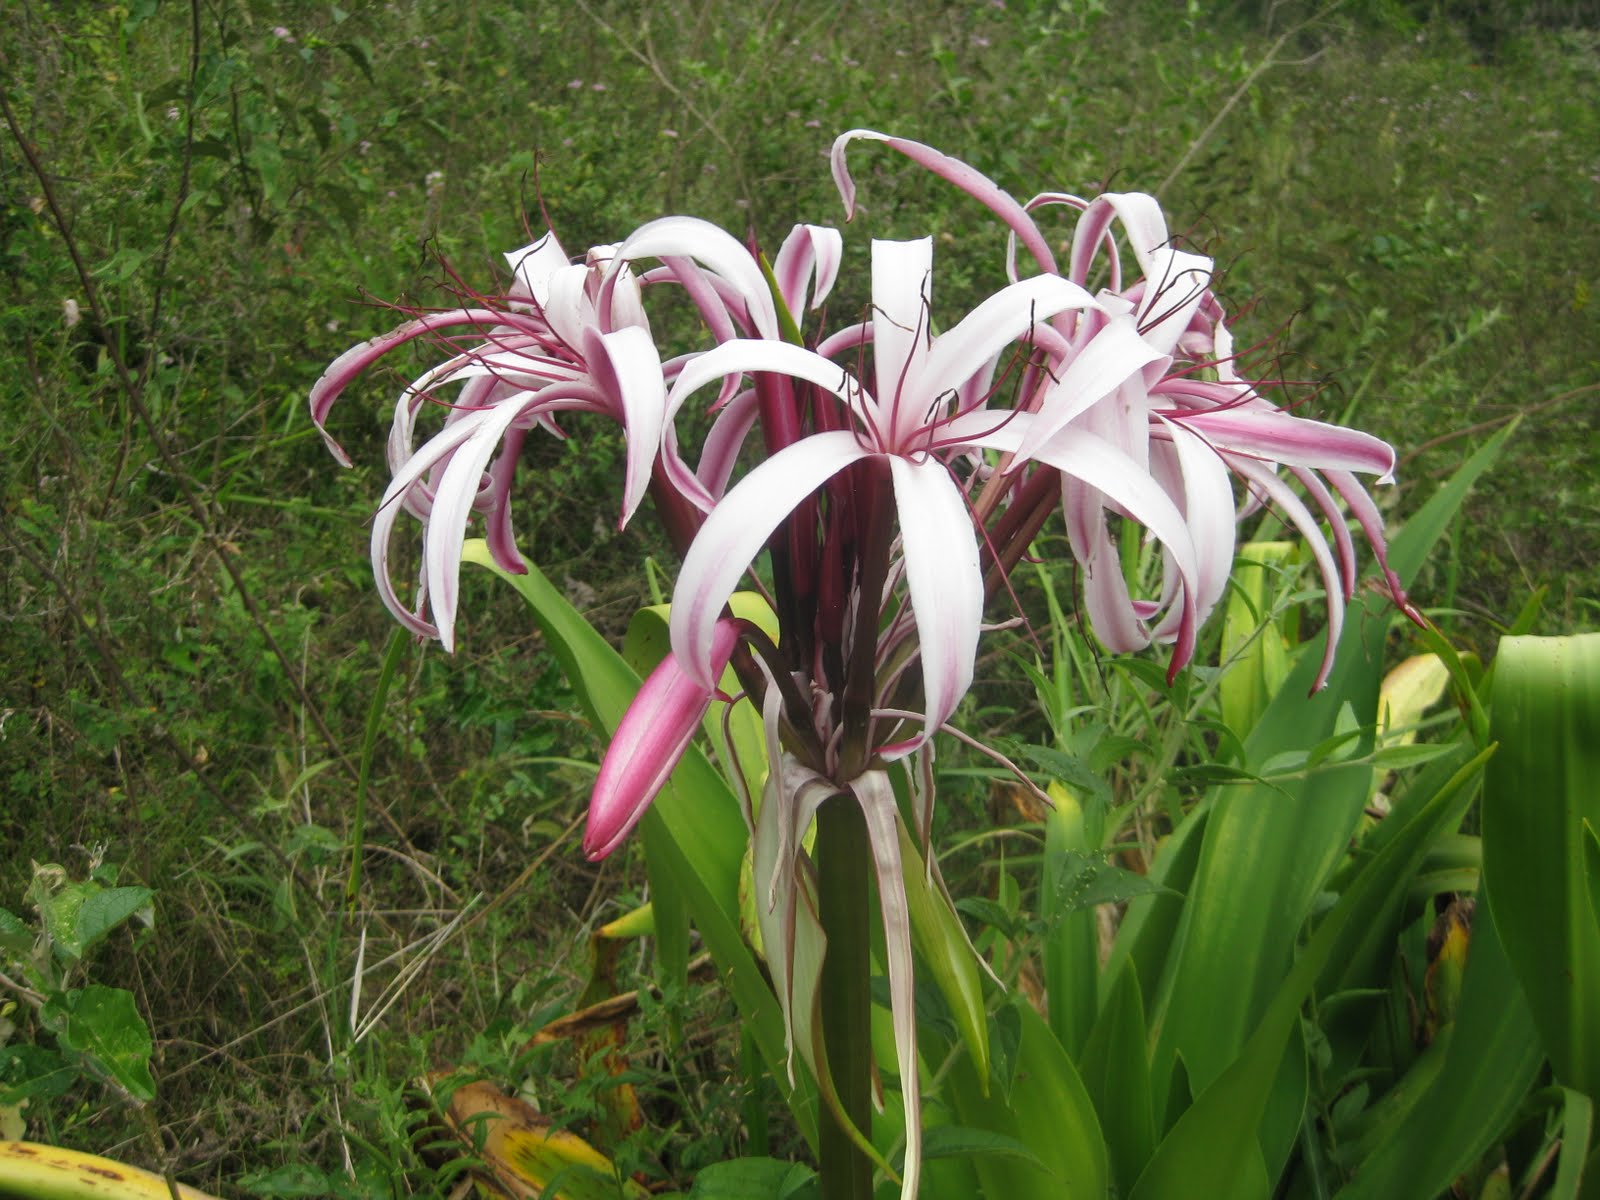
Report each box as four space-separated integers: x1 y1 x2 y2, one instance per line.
584 619 741 860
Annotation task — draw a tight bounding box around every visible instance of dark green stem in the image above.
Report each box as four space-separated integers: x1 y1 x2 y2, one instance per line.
817 794 874 1200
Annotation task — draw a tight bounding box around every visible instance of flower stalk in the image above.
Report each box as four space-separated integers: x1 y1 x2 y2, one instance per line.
817 794 876 1200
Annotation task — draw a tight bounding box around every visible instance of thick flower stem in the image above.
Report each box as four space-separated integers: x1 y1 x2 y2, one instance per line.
817 793 875 1200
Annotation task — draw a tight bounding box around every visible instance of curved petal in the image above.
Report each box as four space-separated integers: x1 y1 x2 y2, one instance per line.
310 308 533 462
1173 408 1398 481
908 273 1101 437
666 339 876 441
1155 416 1237 626
611 215 778 339
582 325 667 526
1079 519 1156 654
1025 427 1202 669
1325 468 1415 618
1135 248 1214 355
504 232 570 309
423 395 539 651
774 223 844 318
695 387 763 501
369 414 492 641
671 431 872 689
481 422 530 576
831 129 1058 277
1228 456 1348 691
1014 315 1163 458
1069 192 1173 291
872 238 934 436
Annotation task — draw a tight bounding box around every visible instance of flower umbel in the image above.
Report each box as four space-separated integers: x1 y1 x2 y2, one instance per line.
313 129 1412 1199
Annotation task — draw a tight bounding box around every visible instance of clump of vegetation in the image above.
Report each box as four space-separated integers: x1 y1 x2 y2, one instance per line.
1 2 1595 1196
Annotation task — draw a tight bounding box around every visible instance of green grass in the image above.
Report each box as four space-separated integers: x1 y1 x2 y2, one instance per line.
1 0 1596 1193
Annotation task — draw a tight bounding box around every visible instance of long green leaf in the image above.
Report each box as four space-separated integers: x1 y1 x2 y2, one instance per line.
898 824 990 1090
1483 633 1600 1094
1043 783 1099 1061
1219 540 1298 735
1079 964 1157 1195
1550 1087 1595 1200
944 998 1108 1199
1147 424 1513 1103
1331 903 1542 1199
461 542 815 1145
1129 746 1493 1200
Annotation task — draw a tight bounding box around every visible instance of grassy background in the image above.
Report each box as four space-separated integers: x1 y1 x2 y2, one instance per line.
2 0 1596 1193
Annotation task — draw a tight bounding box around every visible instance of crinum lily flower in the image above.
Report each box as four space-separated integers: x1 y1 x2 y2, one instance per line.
663 236 1203 757
309 220 845 653
310 232 671 649
1048 189 1413 686
834 132 1412 688
316 127 1415 1200
585 229 1209 1200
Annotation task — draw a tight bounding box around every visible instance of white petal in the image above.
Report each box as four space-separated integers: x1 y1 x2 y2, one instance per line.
583 325 667 526
909 274 1100 432
773 224 844 317
666 339 875 438
884 457 982 754
671 431 872 689
504 232 569 308
1156 417 1237 625
851 772 922 1200
370 415 492 641
423 398 534 651
871 238 934 438
1175 408 1398 480
1136 248 1213 355
1017 315 1162 457
613 215 778 338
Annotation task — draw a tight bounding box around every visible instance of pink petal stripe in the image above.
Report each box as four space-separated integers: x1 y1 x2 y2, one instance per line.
774 223 844 318
310 308 539 463
1174 408 1398 479
831 130 1058 278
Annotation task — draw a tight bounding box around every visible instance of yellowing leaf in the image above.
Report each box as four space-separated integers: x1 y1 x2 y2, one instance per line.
435 1079 649 1200
1378 653 1450 748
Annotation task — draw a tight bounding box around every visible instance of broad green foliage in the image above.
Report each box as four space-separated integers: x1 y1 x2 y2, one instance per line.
1 863 158 1109
3 0 1596 1193
1484 636 1600 1092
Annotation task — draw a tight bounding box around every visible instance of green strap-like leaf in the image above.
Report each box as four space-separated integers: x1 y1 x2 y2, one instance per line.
1330 903 1543 1200
1130 746 1494 1200
1079 964 1157 1195
1483 633 1600 1096
1145 424 1513 1108
944 998 1108 1198
462 542 815 1146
